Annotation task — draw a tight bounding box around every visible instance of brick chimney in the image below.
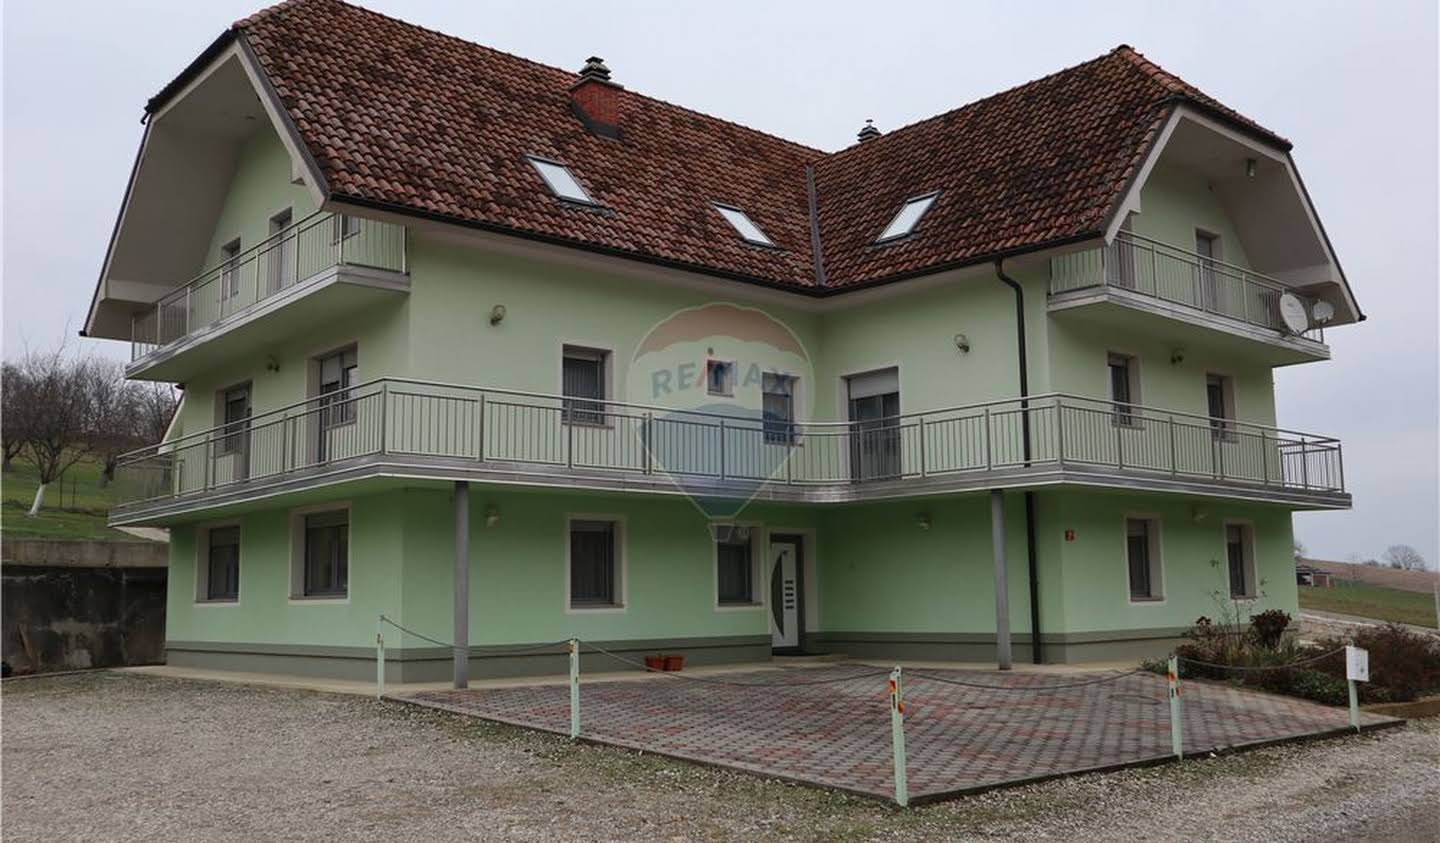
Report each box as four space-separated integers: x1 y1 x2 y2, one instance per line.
571 57 623 139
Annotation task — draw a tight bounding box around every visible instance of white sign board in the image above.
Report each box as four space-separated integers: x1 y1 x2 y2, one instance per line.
1346 645 1369 683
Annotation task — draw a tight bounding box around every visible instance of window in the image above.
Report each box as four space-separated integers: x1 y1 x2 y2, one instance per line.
762 373 797 444
318 347 359 429
847 368 901 481
1107 214 1137 289
1206 374 1235 440
528 156 596 204
301 509 349 597
220 238 242 300
218 384 251 456
877 192 939 242
1226 523 1256 599
1108 353 1139 426
199 525 240 602
562 346 608 425
1126 517 1163 601
706 360 735 397
332 213 362 243
1196 231 1220 310
268 209 295 292
715 527 755 605
713 204 775 247
569 519 621 607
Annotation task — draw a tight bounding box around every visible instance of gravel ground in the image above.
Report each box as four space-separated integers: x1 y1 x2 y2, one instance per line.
3 672 1437 842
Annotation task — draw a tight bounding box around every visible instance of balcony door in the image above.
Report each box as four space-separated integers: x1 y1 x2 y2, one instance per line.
847 368 900 482
1195 231 1219 311
266 208 295 295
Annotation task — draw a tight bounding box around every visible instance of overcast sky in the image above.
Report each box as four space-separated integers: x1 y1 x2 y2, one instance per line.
3 1 1436 565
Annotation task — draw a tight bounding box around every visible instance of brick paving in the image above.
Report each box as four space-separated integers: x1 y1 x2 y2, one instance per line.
406 665 1397 802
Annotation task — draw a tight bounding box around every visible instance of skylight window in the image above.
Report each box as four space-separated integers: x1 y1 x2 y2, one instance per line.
527 156 596 204
877 192 939 242
713 204 775 247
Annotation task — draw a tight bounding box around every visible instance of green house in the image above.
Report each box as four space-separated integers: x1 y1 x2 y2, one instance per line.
83 0 1362 684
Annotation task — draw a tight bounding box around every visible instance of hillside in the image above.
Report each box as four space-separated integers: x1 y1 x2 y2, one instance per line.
1301 557 1437 594
1 455 155 542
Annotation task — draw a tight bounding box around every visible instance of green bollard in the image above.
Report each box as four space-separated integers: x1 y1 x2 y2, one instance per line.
569 638 581 740
1168 655 1183 760
889 666 908 808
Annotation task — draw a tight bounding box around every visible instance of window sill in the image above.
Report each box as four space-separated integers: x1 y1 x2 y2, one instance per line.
1128 596 1165 604
195 598 239 606
715 601 763 612
289 593 349 604
567 603 626 614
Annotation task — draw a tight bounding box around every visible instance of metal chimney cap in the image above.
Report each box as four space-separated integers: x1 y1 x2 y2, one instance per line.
578 56 613 83
857 119 881 143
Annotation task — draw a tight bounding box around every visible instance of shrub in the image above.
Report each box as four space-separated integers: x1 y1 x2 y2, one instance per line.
1314 623 1440 703
1250 609 1291 650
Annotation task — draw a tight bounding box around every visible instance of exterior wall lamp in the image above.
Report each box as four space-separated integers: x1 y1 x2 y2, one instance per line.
489 304 507 325
953 333 970 354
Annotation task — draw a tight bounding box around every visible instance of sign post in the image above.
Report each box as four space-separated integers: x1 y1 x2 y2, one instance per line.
1345 645 1369 733
375 617 386 700
889 667 909 808
569 638 581 740
1168 655 1183 759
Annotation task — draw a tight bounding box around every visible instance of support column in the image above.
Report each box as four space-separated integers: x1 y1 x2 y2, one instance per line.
453 481 470 689
990 489 1012 670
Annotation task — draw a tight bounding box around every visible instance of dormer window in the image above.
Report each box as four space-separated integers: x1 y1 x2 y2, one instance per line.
527 156 597 205
713 203 775 247
877 191 939 242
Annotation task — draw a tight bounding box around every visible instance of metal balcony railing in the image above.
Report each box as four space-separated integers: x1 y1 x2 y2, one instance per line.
1050 231 1325 342
112 379 1346 510
130 212 407 361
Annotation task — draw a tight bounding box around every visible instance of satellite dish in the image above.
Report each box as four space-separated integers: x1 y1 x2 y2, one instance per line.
1278 293 1309 334
1312 300 1336 324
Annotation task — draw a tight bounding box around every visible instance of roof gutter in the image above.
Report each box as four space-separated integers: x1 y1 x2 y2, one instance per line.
994 257 1043 665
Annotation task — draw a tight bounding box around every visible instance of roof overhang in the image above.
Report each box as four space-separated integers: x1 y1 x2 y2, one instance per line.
83 34 327 342
1104 104 1362 326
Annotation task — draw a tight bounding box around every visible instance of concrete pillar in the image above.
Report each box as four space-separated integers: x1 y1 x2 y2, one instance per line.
453 481 470 689
990 489 1012 670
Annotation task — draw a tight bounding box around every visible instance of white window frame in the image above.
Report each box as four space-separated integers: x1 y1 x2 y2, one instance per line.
194 521 242 605
560 344 613 426
527 155 598 205
706 359 736 398
1107 351 1141 427
876 191 939 242
564 514 627 614
1123 514 1165 604
1206 372 1237 441
712 203 776 247
288 502 353 604
1224 520 1258 600
712 522 766 611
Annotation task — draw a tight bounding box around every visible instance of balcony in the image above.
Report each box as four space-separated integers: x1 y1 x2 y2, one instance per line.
110 379 1348 524
126 212 408 379
1049 231 1329 359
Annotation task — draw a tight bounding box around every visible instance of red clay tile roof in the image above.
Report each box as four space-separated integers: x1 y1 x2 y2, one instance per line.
216 0 1289 294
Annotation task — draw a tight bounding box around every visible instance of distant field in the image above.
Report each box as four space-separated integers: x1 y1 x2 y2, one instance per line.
0 456 144 541
1298 581 1438 629
1303 558 1436 594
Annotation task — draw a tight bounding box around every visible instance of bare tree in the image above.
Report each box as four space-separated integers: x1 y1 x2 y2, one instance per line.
1 362 33 472
86 358 137 488
13 346 99 515
130 381 179 446
1382 544 1427 572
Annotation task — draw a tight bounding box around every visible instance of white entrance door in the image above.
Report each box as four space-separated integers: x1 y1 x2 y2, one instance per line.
768 539 800 649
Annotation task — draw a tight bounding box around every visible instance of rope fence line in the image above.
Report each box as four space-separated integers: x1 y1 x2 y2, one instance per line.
378 615 571 655
906 667 1148 692
1175 645 1346 673
580 642 893 688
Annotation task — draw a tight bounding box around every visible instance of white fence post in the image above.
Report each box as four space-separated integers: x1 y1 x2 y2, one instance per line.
889 666 909 807
569 638 581 740
1168 655 1183 759
1346 644 1369 733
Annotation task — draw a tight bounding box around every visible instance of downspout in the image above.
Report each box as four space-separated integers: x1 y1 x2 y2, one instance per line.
994 258 1043 664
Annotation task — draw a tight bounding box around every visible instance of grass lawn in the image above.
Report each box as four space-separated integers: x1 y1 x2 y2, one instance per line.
0 456 145 541
1299 581 1438 628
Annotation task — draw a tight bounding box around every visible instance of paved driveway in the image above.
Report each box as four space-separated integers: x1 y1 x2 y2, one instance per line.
405 665 1398 802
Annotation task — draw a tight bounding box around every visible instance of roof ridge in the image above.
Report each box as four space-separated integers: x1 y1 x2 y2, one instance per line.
817 47 1120 165
237 0 826 159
